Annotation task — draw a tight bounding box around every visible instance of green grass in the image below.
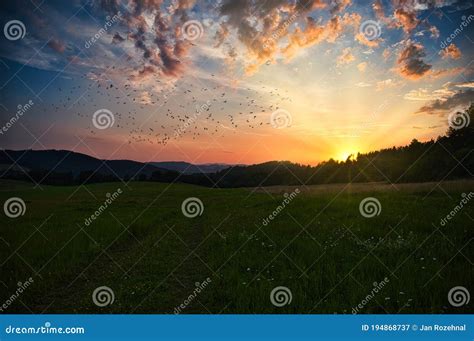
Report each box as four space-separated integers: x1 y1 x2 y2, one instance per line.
0 179 473 314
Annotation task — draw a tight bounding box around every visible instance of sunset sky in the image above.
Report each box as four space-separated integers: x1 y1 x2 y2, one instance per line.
0 0 473 165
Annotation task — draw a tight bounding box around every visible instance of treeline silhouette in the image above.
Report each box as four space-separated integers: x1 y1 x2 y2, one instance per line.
1 105 472 187
188 105 473 187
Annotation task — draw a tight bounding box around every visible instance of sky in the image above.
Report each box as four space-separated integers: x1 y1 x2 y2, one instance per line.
0 0 473 165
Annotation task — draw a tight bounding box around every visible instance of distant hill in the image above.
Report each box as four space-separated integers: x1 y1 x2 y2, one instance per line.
150 161 233 174
0 149 235 184
0 149 177 183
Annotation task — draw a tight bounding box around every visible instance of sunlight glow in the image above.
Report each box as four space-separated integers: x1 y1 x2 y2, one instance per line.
336 150 359 162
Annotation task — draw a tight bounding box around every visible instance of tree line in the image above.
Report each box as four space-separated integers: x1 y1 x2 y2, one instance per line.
2 105 472 187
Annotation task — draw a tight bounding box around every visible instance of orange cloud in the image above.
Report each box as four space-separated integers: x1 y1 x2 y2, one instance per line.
355 31 382 48
393 8 419 33
337 47 355 65
440 44 462 60
357 62 367 72
283 12 361 59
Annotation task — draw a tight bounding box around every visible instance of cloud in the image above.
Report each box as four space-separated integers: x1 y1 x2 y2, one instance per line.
112 32 126 44
440 43 462 60
47 38 66 53
1 0 471 90
329 0 352 14
282 13 361 60
376 78 403 91
395 41 431 80
456 82 474 89
404 87 455 101
411 81 474 114
429 67 464 79
282 17 326 58
129 65 157 82
393 8 419 33
337 47 355 65
405 81 474 103
354 29 383 47
357 61 367 72
214 23 229 48
215 0 364 73
295 0 327 12
429 25 440 38
416 89 473 115
372 0 386 21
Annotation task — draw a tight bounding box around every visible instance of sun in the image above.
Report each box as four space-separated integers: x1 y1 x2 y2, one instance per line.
333 142 361 162
336 150 359 162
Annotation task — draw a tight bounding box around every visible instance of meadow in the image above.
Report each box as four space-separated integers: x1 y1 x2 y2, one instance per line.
0 179 472 314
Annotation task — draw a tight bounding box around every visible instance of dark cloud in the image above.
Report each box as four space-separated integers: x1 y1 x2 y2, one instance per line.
129 0 163 14
396 41 432 79
158 45 184 77
47 38 66 53
417 89 474 114
295 0 327 12
112 32 125 44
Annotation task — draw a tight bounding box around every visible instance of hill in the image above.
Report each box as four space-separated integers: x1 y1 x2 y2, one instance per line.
150 161 233 174
1 105 472 187
0 149 178 184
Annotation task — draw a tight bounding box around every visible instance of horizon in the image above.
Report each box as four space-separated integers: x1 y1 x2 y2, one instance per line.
0 0 473 165
0 123 454 167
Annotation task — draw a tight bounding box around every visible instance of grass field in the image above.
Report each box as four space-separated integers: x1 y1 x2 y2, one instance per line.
1 179 473 314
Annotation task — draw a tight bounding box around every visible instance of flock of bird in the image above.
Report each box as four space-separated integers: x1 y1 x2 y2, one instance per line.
47 71 292 146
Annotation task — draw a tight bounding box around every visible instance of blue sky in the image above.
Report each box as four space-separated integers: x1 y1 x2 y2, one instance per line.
0 0 473 164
